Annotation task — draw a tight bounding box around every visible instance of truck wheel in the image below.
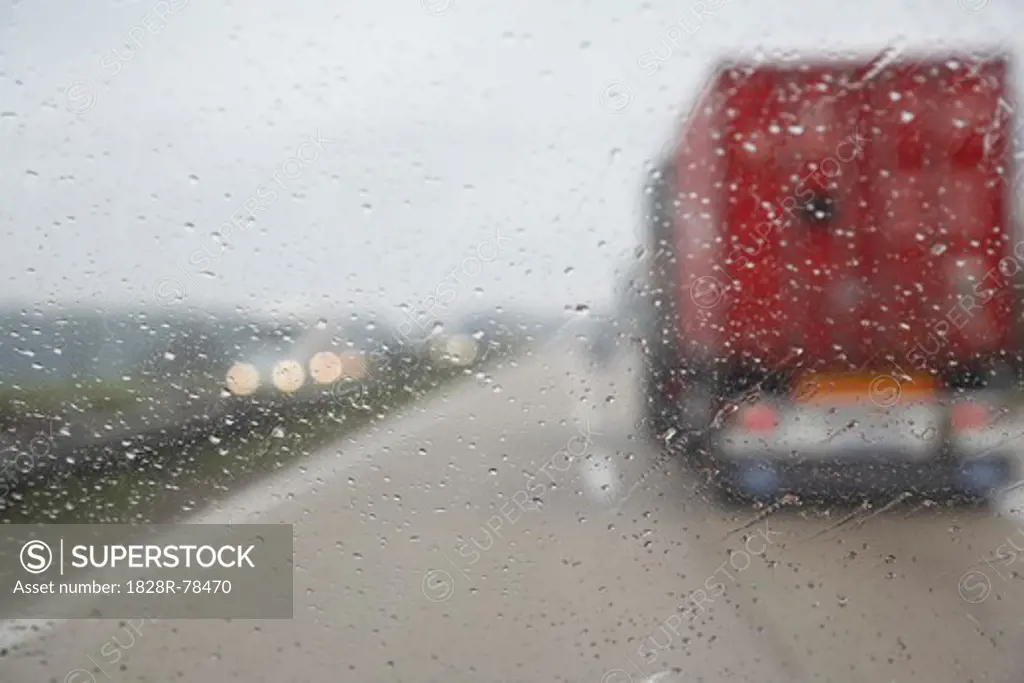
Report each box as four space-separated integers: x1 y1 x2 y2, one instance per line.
707 460 779 508
712 479 758 509
640 367 715 456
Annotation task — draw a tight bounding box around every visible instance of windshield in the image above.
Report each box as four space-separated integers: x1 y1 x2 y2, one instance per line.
2 2 1024 683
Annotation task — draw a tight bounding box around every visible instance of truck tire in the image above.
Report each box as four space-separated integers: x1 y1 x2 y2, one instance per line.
640 357 714 455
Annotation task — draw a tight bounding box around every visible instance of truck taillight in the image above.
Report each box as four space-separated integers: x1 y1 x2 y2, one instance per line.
951 402 988 432
738 404 779 433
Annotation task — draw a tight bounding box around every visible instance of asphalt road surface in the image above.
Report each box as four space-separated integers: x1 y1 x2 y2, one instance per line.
4 339 1024 683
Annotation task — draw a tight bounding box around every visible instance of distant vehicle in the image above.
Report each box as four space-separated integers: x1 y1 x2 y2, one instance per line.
589 321 617 367
222 316 397 403
427 309 534 369
579 313 617 369
610 254 656 354
426 333 480 368
641 47 1019 503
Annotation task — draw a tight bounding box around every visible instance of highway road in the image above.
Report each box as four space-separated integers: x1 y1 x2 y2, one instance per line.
4 338 1024 683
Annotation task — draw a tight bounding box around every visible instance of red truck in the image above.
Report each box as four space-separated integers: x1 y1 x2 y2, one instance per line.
639 47 1020 503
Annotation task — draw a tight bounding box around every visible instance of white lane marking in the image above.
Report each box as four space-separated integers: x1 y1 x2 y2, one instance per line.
581 456 620 505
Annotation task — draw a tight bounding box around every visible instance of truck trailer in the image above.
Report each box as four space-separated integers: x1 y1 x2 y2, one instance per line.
639 47 1020 503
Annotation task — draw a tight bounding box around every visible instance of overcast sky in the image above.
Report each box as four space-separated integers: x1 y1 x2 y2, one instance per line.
0 0 1019 322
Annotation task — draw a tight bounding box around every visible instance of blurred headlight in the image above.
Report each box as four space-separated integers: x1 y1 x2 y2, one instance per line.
309 351 343 384
446 335 479 367
338 351 369 380
427 337 449 365
225 362 261 396
271 359 306 393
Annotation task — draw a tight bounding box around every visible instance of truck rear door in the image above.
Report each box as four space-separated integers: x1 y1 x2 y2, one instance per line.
861 57 1012 368
721 56 1012 374
722 64 872 368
